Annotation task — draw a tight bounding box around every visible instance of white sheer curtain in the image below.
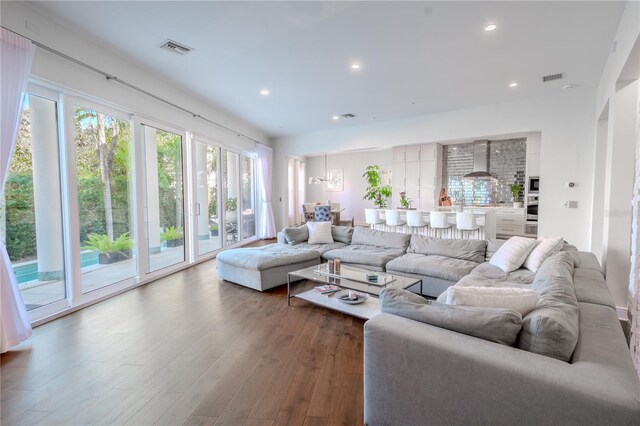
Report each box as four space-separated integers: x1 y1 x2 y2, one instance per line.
1 28 36 353
256 144 276 238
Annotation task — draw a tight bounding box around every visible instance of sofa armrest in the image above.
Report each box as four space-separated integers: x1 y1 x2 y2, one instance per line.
364 313 640 426
276 232 286 244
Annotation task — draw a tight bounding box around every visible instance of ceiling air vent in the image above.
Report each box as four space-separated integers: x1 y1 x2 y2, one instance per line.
340 113 356 119
542 73 564 83
158 39 194 56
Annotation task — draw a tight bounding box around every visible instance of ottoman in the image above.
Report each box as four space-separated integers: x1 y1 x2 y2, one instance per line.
216 244 321 291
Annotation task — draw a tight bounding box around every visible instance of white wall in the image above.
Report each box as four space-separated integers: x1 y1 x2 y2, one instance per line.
0 1 269 151
273 90 597 250
593 0 639 304
305 150 392 223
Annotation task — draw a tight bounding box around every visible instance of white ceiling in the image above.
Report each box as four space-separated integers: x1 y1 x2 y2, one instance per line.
27 1 625 137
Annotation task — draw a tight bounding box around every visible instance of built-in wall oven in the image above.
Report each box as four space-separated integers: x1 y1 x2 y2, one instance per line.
525 194 538 236
526 196 538 221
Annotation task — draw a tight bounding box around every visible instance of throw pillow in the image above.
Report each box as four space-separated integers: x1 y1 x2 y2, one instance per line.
380 288 523 346
282 225 309 245
523 236 563 272
444 286 541 316
331 225 354 244
489 236 538 272
306 221 334 244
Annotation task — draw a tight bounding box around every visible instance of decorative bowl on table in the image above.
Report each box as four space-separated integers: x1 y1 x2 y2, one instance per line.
334 290 369 305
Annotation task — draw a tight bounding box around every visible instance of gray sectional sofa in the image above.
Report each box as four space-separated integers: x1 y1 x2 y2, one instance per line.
364 250 640 425
274 224 639 424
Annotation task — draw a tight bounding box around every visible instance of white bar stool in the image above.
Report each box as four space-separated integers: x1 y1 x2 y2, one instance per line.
430 211 452 239
406 210 427 235
365 209 385 230
456 212 480 239
385 209 406 233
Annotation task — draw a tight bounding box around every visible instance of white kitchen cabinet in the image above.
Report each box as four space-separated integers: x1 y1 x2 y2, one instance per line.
406 144 421 161
391 143 442 209
421 143 438 161
496 207 526 236
405 161 421 188
419 187 437 211
419 161 437 187
392 146 405 163
527 153 540 177
392 162 406 187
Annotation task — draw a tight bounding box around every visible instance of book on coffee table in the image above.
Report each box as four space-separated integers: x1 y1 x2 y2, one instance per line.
314 284 341 295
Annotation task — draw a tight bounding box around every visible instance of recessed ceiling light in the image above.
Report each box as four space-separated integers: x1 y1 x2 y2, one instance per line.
351 63 361 70
484 24 497 31
509 82 518 87
260 89 270 96
332 115 340 121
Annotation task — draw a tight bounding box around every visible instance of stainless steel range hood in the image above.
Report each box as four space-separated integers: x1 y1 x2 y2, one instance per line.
463 140 493 180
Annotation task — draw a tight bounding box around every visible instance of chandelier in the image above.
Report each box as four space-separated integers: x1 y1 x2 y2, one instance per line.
308 153 342 186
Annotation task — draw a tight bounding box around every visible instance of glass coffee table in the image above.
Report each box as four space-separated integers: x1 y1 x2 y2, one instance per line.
287 263 422 319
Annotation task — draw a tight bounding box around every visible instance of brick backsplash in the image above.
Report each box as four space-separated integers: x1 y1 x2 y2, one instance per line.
442 138 527 205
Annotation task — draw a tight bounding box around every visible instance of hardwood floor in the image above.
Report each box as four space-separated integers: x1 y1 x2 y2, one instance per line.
1 241 365 425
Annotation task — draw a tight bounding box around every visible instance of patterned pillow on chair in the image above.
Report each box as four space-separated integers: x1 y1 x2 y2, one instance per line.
314 205 332 222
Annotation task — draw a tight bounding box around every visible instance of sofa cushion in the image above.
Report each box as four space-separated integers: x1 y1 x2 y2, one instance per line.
573 268 616 309
307 221 334 244
282 225 309 245
407 235 487 263
380 288 523 346
288 241 348 255
351 226 411 249
470 262 536 285
331 225 354 244
490 236 538 272
485 239 506 262
518 252 579 362
576 252 602 273
322 245 406 268
443 286 540 316
523 237 563 272
386 253 479 282
217 244 320 271
560 242 582 268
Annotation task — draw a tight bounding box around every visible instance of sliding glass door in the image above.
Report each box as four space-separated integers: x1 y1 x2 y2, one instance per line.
241 155 256 239
143 125 186 272
222 150 240 245
73 105 136 293
195 141 222 256
1 91 66 311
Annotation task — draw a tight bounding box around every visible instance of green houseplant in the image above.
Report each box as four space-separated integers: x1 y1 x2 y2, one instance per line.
399 191 414 209
161 226 184 247
83 232 134 264
210 223 219 237
510 182 523 208
225 197 238 224
362 165 392 208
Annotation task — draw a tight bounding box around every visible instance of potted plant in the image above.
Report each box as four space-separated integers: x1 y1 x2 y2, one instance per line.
362 165 392 208
225 197 238 224
510 182 523 208
161 226 184 247
83 232 134 264
398 191 414 210
210 223 219 237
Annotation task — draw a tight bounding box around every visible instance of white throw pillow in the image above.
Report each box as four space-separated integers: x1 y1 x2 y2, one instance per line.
444 286 541 316
306 221 334 244
524 236 564 272
489 236 538 272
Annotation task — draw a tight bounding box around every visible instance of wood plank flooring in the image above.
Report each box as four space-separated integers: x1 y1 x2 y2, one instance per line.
1 241 365 425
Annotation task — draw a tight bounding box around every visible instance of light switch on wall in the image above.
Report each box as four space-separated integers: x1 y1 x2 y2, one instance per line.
563 200 579 208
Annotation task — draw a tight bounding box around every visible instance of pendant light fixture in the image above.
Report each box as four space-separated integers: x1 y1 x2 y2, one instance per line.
308 153 341 186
